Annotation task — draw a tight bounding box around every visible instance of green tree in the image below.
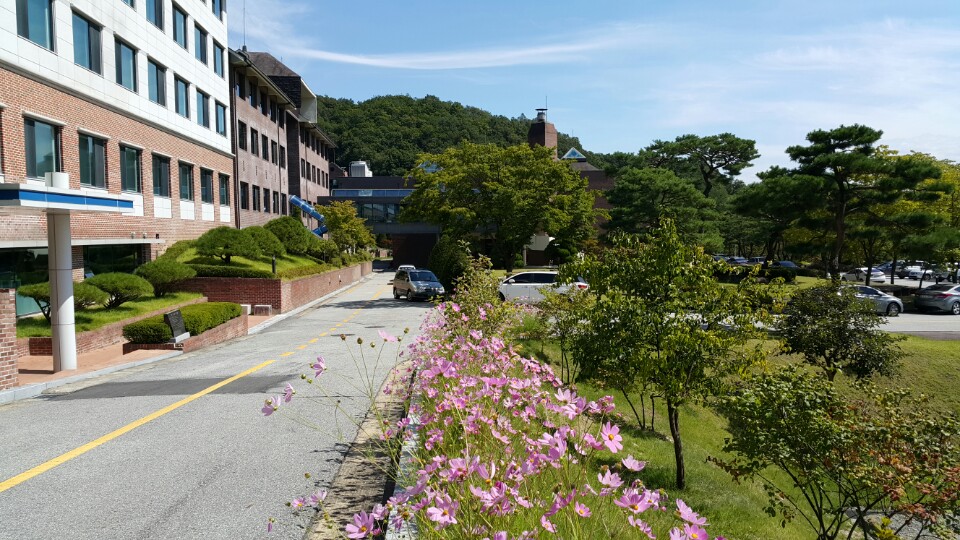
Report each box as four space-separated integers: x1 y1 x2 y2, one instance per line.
134 259 196 297
264 217 314 256
641 133 759 197
317 200 375 253
732 167 816 260
779 283 902 381
17 281 109 320
785 125 940 278
716 367 960 540
427 235 472 290
606 167 715 241
403 142 595 270
194 227 260 264
565 221 775 489
85 272 154 309
244 226 286 258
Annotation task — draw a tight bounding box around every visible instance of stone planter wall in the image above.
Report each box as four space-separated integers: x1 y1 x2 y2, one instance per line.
122 313 248 354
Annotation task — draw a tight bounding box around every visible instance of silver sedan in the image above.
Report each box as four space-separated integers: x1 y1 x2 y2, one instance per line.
851 285 904 316
914 284 960 315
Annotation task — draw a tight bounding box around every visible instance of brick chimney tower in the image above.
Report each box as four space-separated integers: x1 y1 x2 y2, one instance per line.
527 108 558 159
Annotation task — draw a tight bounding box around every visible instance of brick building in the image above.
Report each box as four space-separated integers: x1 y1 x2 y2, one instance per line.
0 0 233 313
228 49 334 230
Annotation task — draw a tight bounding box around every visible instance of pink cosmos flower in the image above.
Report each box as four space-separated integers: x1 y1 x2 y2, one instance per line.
290 497 305 510
261 396 279 416
345 511 376 539
628 516 655 538
540 515 556 533
283 383 295 403
684 523 709 540
378 330 397 342
308 490 327 506
670 528 684 540
614 491 644 513
622 455 646 472
598 469 624 488
600 422 623 453
313 356 326 377
677 498 708 525
574 502 591 517
425 498 458 529
267 517 274 533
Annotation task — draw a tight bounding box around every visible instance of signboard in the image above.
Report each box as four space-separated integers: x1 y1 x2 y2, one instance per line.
164 310 190 343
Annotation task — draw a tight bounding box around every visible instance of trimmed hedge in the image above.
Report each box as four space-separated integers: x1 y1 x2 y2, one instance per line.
123 301 242 344
135 259 197 297
188 264 275 279
276 263 335 280
158 240 194 261
85 272 154 308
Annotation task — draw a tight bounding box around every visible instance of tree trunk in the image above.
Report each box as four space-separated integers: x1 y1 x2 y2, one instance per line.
620 387 645 430
667 401 685 489
650 396 656 432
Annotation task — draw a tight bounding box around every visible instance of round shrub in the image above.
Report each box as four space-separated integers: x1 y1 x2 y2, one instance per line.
122 318 172 343
85 273 154 309
194 227 261 264
264 216 314 255
122 301 242 343
429 235 472 289
307 236 339 262
17 281 109 321
245 226 286 258
157 239 194 261
188 264 275 278
135 259 197 297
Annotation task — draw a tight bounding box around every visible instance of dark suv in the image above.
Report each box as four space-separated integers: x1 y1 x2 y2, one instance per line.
392 269 445 301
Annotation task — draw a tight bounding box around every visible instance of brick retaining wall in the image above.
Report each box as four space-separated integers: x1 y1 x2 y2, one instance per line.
181 262 373 313
17 297 207 356
122 313 248 354
0 290 18 391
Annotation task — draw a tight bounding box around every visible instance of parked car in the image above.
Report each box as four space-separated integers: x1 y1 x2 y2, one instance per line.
392 268 444 301
839 268 885 283
771 260 798 269
847 285 903 317
907 266 934 280
725 256 750 266
932 266 960 283
396 264 416 272
913 284 960 315
498 271 589 303
747 257 766 265
896 261 927 279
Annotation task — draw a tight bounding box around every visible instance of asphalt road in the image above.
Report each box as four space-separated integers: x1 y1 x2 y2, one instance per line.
0 271 432 540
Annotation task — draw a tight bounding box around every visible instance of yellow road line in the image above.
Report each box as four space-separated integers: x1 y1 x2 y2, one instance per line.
296 345 306 350
0 359 276 494
308 338 318 344
319 332 327 337
280 352 293 357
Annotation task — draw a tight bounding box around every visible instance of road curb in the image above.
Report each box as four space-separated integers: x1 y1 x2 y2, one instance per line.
303 359 413 540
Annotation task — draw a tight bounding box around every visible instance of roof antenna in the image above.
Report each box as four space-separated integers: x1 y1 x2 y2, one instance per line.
242 0 246 48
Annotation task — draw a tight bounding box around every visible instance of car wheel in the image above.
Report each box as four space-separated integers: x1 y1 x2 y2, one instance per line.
952 301 960 316
498 292 506 302
407 290 415 302
393 287 400 300
886 303 901 317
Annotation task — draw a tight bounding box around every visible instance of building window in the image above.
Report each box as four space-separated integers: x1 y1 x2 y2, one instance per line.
175 76 189 117
212 0 223 20
212 41 224 77
172 4 187 49
78 134 106 188
218 173 229 205
120 145 141 192
146 0 163 28
279 146 286 168
115 39 137 91
239 181 249 210
269 102 277 123
260 92 268 115
200 168 213 203
263 188 270 213
280 194 287 216
252 185 260 211
248 79 257 108
215 102 227 136
278 109 285 129
237 121 247 150
300 158 305 177
152 154 170 197
270 141 277 164
272 191 279 214
178 162 193 200
147 59 166 106
122 0 134 7
72 12 101 74
235 71 245 98
261 134 268 161
24 117 60 179
312 165 317 183
196 90 209 127
16 0 54 50
250 128 259 156
194 24 207 64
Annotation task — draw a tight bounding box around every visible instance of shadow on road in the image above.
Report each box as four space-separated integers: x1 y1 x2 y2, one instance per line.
40 375 294 400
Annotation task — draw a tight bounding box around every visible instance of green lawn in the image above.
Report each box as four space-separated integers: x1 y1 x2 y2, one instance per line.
180 248 322 273
518 334 958 540
16 291 203 338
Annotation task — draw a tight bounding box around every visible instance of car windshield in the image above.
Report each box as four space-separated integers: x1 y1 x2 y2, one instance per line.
409 271 438 282
924 284 954 292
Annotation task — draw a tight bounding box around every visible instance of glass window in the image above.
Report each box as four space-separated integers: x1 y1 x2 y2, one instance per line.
261 134 268 161
194 25 207 63
172 4 187 49
271 141 277 164
178 162 193 200
175 76 189 117
281 194 287 215
72 12 101 74
251 185 260 211
250 128 259 156
147 0 163 29
122 0 134 7
218 173 229 205
263 188 270 213
212 42 224 77
212 0 223 20
24 117 60 179
248 78 257 107
239 181 249 210
279 146 286 168
196 90 209 127
260 92 268 115
120 145 141 192
16 0 54 50
152 154 170 197
272 191 279 214
237 121 247 150
234 71 245 98
147 59 166 105
115 39 137 91
200 168 213 203
78 134 106 188
215 102 226 136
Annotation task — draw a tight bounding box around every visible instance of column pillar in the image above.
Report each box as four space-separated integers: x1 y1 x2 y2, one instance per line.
45 172 77 372
0 289 18 390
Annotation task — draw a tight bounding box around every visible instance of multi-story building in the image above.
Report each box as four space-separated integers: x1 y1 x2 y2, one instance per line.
228 49 334 230
0 0 233 312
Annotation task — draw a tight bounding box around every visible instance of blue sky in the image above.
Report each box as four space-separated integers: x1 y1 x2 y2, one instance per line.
228 1 960 180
